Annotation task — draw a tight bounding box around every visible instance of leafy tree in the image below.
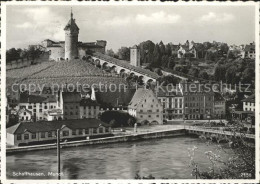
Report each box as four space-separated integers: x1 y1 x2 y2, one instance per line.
159 41 165 55
167 56 175 69
6 48 21 63
106 49 116 57
165 43 172 56
188 68 199 78
152 44 161 66
214 65 226 82
139 40 155 64
241 68 254 84
153 68 163 76
189 123 255 179
117 47 130 61
100 111 136 127
199 71 209 80
161 55 169 68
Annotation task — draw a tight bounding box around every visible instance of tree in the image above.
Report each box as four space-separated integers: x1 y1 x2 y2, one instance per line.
167 56 175 69
188 68 199 78
152 44 161 66
165 43 172 56
27 45 42 60
189 123 255 179
199 71 209 80
159 41 166 56
225 66 237 84
241 68 254 84
100 111 136 128
214 65 226 82
161 55 169 68
153 68 163 76
117 47 130 61
139 40 155 64
106 49 116 57
6 48 21 63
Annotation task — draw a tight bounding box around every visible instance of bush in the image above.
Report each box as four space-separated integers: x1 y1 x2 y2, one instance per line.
100 111 136 127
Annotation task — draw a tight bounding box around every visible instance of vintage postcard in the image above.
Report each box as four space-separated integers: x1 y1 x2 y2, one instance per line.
1 1 259 184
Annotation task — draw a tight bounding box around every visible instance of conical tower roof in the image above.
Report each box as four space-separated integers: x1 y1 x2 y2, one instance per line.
64 9 79 32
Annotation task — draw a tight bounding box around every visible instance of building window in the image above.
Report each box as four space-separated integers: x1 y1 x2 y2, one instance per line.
44 106 47 109
70 112 73 115
39 109 42 112
99 127 103 133
105 127 109 133
72 130 76 135
93 128 97 134
41 132 45 138
63 131 69 137
28 106 32 109
85 128 89 134
151 105 153 108
24 134 29 140
48 131 52 138
157 109 159 112
31 133 36 139
78 129 83 135
17 134 22 140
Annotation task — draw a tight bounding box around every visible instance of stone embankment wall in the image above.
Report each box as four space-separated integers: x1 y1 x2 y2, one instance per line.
7 129 186 154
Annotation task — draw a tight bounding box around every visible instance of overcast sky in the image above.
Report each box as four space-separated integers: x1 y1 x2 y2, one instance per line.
6 5 255 51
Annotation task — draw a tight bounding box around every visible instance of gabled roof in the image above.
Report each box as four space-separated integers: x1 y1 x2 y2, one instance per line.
18 108 32 115
7 119 110 134
96 88 136 108
128 88 156 109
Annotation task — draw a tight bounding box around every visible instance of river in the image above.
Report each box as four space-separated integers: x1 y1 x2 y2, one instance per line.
6 136 230 179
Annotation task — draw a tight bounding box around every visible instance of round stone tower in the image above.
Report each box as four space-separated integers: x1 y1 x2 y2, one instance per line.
64 10 79 60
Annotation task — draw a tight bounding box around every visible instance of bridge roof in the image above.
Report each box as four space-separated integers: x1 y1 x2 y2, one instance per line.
92 52 159 79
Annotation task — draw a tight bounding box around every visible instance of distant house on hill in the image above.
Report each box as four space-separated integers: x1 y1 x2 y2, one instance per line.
243 42 255 59
128 88 163 124
178 40 197 59
6 119 112 147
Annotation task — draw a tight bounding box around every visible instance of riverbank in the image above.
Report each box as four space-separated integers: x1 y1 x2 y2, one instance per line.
7 125 255 154
7 128 186 154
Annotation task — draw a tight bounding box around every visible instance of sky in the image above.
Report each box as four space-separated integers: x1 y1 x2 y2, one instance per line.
6 5 255 51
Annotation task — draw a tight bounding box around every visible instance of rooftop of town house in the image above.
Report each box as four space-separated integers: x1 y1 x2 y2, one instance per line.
7 119 110 135
96 88 136 108
156 86 183 97
180 83 215 95
20 92 57 103
18 108 32 115
244 43 255 52
80 98 100 107
214 92 225 102
128 88 157 109
241 94 255 103
92 52 159 79
62 92 81 103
